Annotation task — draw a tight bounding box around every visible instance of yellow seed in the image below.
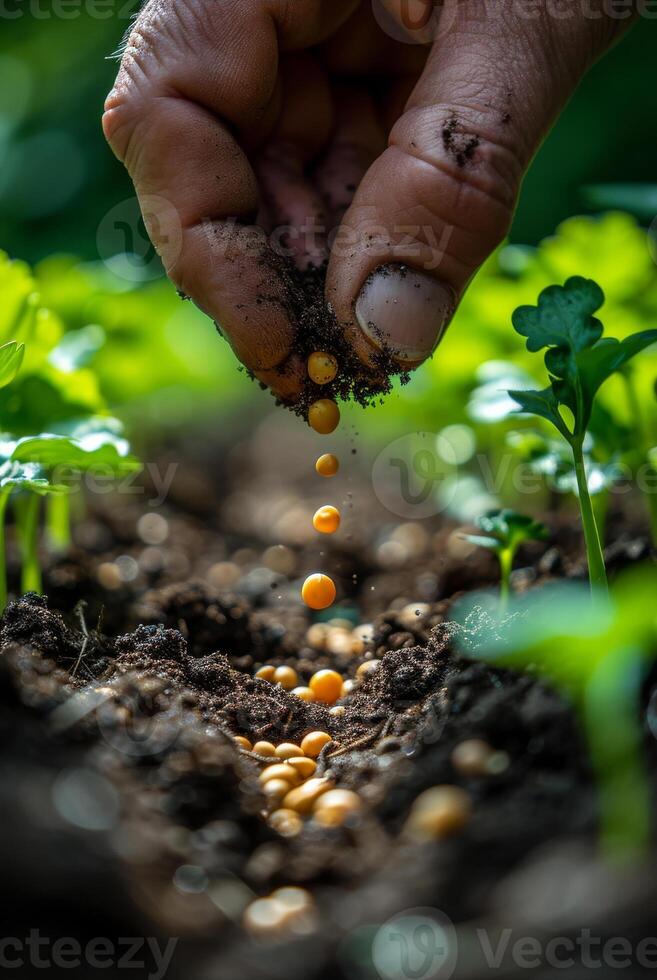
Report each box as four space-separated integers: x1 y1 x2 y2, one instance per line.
315 453 339 478
234 736 252 751
252 741 277 757
308 398 340 435
271 886 313 911
313 789 362 826
306 623 329 648
451 739 494 777
308 351 338 385
292 686 316 703
312 505 341 535
300 731 332 758
255 665 276 682
268 808 303 837
356 659 379 679
286 756 317 779
282 777 335 814
259 763 300 786
309 669 344 705
263 778 292 804
405 785 471 840
243 898 288 935
273 666 299 690
326 628 353 656
302 574 336 610
275 742 303 759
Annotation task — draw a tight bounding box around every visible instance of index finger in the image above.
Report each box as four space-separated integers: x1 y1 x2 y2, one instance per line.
102 0 357 398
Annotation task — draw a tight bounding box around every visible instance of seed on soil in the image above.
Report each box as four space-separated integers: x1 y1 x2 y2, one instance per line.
273 665 299 690
341 679 355 696
306 623 329 648
263 778 292 804
268 808 303 837
255 665 276 682
292 686 316 702
309 669 344 704
315 453 339 478
259 763 301 786
356 659 379 678
282 776 335 814
312 505 341 535
329 705 346 718
325 628 353 656
451 738 497 777
286 757 317 779
252 741 277 758
302 573 336 610
313 789 362 827
405 785 472 840
234 736 252 751
308 398 340 435
307 352 338 385
300 731 333 758
275 742 303 759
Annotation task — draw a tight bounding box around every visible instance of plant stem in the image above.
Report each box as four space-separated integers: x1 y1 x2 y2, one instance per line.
0 492 10 614
571 437 608 595
18 493 42 595
46 493 72 554
498 547 513 616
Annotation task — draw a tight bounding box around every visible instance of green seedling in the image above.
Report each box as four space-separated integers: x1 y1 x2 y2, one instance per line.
508 277 657 594
464 509 547 613
11 418 141 555
0 461 68 608
454 565 657 860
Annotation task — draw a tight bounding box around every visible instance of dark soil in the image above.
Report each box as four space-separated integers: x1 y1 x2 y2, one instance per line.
2 459 656 979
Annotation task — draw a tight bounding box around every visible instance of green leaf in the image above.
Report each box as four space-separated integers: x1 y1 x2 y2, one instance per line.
12 419 141 477
474 508 548 552
507 386 570 438
0 459 68 496
0 341 24 389
576 331 657 425
511 276 604 355
462 533 501 552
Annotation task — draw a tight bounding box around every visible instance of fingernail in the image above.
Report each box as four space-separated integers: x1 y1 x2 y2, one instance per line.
355 264 455 364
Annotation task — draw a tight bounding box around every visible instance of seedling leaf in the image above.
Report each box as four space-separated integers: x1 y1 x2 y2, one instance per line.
511 276 604 354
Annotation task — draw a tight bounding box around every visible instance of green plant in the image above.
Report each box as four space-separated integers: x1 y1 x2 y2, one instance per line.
454 565 657 860
463 509 547 613
0 255 142 611
508 277 657 594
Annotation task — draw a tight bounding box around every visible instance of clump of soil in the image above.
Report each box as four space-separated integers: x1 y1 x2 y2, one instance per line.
256 255 410 414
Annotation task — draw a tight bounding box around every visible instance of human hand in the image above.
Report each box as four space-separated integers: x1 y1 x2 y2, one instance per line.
103 0 629 403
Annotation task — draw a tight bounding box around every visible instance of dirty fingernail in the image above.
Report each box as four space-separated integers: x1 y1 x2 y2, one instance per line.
355 264 455 364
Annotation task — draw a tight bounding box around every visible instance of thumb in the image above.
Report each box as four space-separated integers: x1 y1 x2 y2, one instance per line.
326 2 625 369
